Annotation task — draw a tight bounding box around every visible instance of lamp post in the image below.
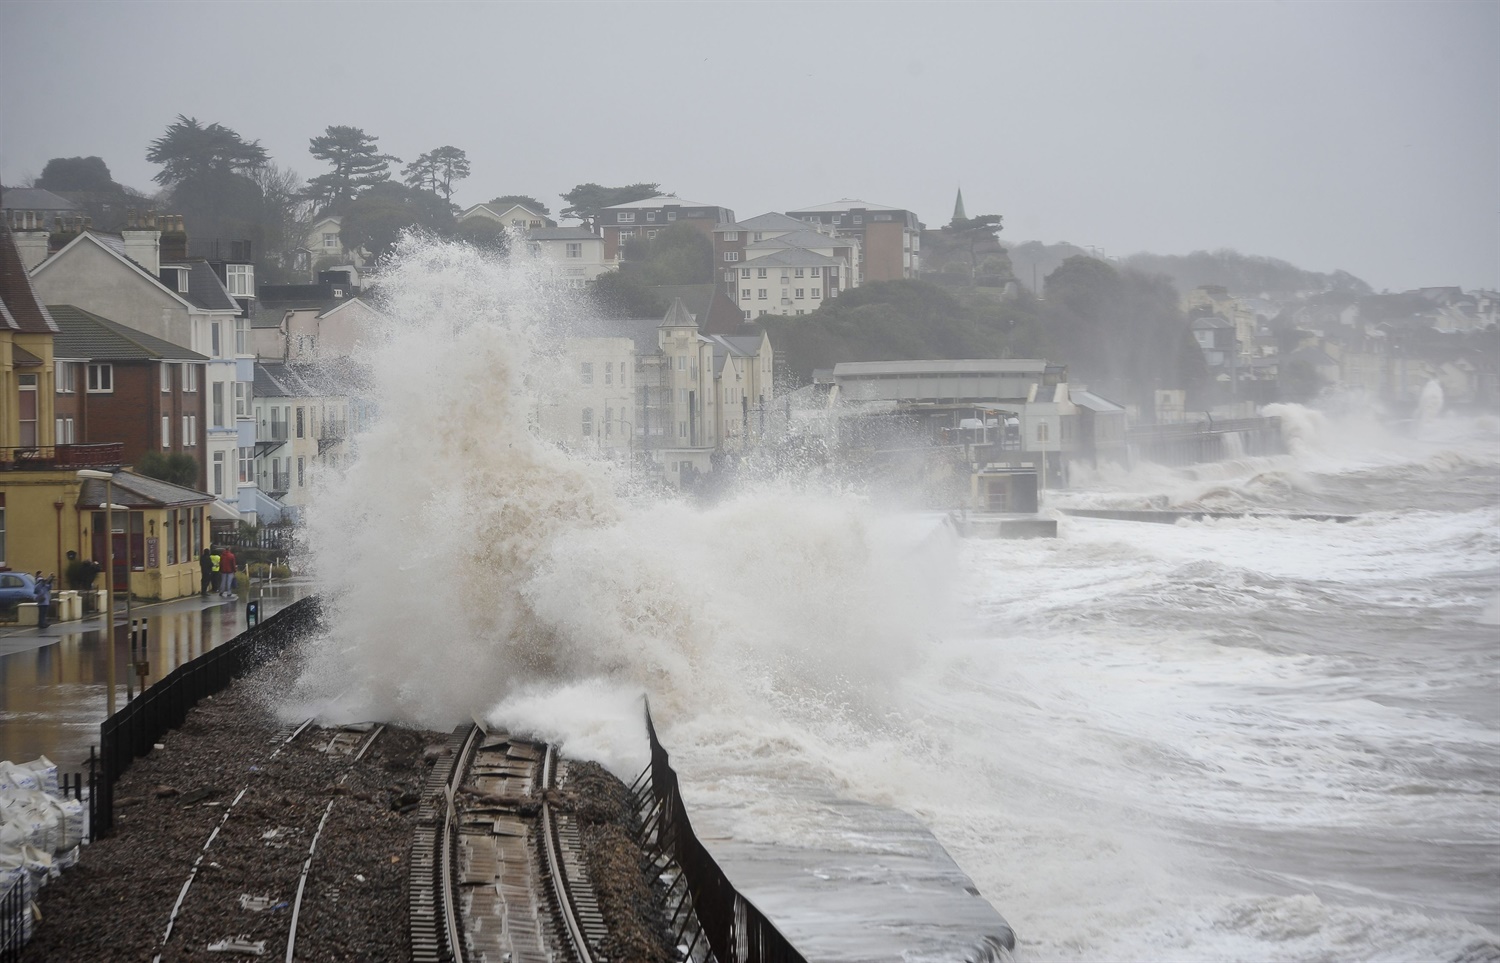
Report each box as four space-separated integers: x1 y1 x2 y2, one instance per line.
76 469 118 715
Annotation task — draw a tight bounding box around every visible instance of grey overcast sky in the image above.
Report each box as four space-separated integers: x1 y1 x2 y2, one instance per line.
2 0 1496 292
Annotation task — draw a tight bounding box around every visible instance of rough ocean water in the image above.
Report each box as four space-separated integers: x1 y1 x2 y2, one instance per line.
286 240 1499 961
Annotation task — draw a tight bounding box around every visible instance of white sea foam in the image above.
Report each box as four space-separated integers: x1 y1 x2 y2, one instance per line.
288 239 1498 959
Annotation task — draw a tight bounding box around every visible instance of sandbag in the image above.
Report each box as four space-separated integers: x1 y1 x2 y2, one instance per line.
20 757 58 796
46 796 85 851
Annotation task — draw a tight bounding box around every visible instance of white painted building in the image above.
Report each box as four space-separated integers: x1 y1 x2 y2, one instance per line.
526 227 612 287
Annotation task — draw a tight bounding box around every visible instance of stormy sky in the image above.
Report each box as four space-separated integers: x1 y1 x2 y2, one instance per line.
2 0 1495 292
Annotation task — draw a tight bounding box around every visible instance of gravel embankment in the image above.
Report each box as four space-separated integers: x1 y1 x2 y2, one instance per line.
21 647 669 961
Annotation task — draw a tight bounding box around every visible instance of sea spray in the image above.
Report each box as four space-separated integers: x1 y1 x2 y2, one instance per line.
290 237 958 756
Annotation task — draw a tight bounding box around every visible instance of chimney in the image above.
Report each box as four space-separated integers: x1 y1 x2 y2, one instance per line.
12 227 49 270
123 209 161 275
159 213 188 262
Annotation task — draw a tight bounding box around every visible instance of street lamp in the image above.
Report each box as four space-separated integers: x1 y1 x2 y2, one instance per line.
77 469 118 716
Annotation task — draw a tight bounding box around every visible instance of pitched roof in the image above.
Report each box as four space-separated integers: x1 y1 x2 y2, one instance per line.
158 259 240 312
0 224 58 334
603 194 717 210
745 230 849 252
738 212 810 233
787 198 903 214
743 248 842 268
48 304 208 361
661 297 697 328
1 187 78 212
79 470 211 509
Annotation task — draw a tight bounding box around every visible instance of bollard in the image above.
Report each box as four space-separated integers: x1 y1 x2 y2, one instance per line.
246 599 260 627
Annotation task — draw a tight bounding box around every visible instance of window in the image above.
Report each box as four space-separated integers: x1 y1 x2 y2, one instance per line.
811 288 822 299
723 231 739 241
646 230 658 239
605 362 614 385
677 356 686 371
853 215 863 225
566 242 582 258
754 232 763 242
239 447 253 484
183 364 198 392
679 421 687 438
618 229 635 241
183 414 197 446
87 363 113 392
234 382 248 418
55 416 75 443
617 212 636 223
757 289 767 300
165 509 178 565
646 212 657 222
723 252 739 262
297 457 305 487
161 363 172 392
743 310 752 321
234 317 248 355
795 268 805 278
666 211 677 221
582 407 593 436
740 268 750 278
211 322 222 357
56 362 76 393
225 263 253 297
757 268 768 279
605 407 614 437
580 362 594 385
213 452 224 496
741 288 751 300
296 407 305 438
723 270 735 282
323 233 337 247
795 289 805 299
1037 422 1050 442
212 382 225 427
161 415 171 448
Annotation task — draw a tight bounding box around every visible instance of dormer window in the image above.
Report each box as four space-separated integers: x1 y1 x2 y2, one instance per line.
159 266 190 292
225 263 254 297
617 212 636 223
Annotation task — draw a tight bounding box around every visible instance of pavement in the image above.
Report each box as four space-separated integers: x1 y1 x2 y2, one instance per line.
0 580 312 770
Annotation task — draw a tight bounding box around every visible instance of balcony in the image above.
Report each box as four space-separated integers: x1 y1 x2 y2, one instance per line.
317 421 347 455
255 422 288 458
0 443 124 472
262 471 290 497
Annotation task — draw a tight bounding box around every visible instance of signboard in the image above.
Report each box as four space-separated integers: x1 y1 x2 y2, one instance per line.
146 537 159 569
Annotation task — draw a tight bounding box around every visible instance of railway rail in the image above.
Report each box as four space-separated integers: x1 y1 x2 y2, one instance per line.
148 719 386 962
411 722 606 963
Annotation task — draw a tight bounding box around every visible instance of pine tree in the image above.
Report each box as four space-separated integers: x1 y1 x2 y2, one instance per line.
402 146 469 204
305 126 400 212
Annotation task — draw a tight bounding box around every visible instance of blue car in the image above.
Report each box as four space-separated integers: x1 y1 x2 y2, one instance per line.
0 572 38 609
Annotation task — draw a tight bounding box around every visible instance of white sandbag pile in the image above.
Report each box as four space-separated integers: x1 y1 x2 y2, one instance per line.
1 756 87 951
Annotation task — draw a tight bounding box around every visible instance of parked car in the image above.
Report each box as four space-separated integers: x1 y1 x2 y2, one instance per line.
0 572 38 609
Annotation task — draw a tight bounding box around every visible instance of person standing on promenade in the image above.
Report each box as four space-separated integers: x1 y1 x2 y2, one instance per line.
34 572 51 630
219 547 237 597
199 548 213 597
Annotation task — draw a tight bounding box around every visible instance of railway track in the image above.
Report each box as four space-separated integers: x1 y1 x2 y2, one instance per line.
149 719 387 962
411 722 606 963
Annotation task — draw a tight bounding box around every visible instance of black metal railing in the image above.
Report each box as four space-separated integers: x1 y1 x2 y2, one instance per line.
0 443 123 472
0 872 26 963
93 596 319 837
639 700 806 963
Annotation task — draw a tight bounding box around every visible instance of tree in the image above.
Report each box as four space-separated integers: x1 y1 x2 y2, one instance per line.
338 181 454 260
305 126 400 212
402 146 470 204
136 451 200 488
36 156 117 193
146 115 268 186
251 163 316 283
488 194 550 216
624 223 712 284
946 214 1006 282
450 217 509 254
588 269 669 319
559 182 662 230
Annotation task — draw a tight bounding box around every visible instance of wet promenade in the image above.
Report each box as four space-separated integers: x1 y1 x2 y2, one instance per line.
0 581 312 770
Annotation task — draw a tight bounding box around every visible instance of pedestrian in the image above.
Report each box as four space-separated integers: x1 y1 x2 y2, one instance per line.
209 547 222 595
219 546 237 597
33 572 50 631
199 547 213 597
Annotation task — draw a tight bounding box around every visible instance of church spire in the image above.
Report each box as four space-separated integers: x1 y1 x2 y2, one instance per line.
952 187 967 223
